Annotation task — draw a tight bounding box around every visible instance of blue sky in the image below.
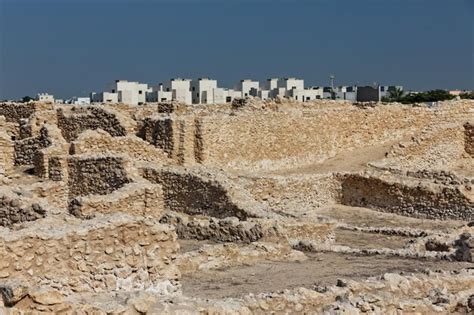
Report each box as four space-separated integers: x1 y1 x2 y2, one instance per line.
0 0 472 99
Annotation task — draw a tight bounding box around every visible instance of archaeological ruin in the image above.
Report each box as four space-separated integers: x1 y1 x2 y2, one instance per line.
0 98 473 313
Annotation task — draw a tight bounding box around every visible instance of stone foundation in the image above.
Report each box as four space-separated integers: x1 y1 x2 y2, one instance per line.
0 214 180 297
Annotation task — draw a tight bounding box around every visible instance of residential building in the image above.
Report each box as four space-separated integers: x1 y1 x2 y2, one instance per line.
72 97 91 105
191 78 218 104
108 80 150 105
146 84 173 102
237 80 259 98
356 85 403 102
36 93 54 103
90 92 119 103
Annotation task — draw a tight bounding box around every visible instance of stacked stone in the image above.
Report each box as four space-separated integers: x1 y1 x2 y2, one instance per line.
0 214 180 297
13 126 52 165
0 196 45 227
67 155 130 197
57 107 126 141
0 103 35 123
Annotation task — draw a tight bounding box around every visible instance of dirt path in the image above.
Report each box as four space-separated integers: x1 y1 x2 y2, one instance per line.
182 252 472 299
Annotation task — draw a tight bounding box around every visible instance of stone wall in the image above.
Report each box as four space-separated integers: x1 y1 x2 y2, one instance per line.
199 105 465 171
67 155 131 198
141 166 268 220
340 173 474 221
0 103 35 123
57 107 127 141
69 182 164 219
137 101 471 171
70 129 169 165
13 126 52 165
0 214 180 297
465 122 474 157
0 131 14 176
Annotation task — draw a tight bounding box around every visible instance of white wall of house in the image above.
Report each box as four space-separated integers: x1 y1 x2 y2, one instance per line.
237 80 259 98
72 97 90 105
290 88 324 101
109 80 150 105
37 93 54 103
91 92 118 103
264 78 279 91
278 78 304 91
169 78 192 104
191 78 218 104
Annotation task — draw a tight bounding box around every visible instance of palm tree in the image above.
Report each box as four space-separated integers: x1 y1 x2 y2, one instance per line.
388 87 404 102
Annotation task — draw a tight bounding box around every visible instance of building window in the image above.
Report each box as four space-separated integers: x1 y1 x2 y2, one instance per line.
192 87 195 91
166 88 170 92
295 96 298 100
139 90 143 94
306 97 310 101
197 92 199 97
112 89 115 93
380 86 385 92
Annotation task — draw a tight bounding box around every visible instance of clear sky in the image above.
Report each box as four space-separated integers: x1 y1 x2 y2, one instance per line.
0 0 472 99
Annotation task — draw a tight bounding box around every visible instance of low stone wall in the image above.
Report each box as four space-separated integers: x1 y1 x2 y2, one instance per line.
141 166 268 220
0 214 180 299
465 122 474 157
71 129 168 165
14 126 52 165
239 174 341 216
67 155 131 198
0 103 35 123
57 107 127 141
0 131 14 176
69 182 164 219
340 173 474 221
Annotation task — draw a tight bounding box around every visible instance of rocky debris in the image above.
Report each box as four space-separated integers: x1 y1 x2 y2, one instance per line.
453 232 473 262
0 195 46 227
161 211 278 243
0 280 29 306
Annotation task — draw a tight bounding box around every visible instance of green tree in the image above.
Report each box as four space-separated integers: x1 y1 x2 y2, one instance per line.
460 92 474 99
21 96 33 103
387 87 404 101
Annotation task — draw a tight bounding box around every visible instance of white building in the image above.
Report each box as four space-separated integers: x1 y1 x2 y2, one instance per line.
72 97 91 105
264 78 279 91
36 93 54 103
278 78 304 93
290 86 324 102
168 78 192 104
146 84 173 103
237 80 259 98
90 92 119 103
108 80 150 105
191 78 218 104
